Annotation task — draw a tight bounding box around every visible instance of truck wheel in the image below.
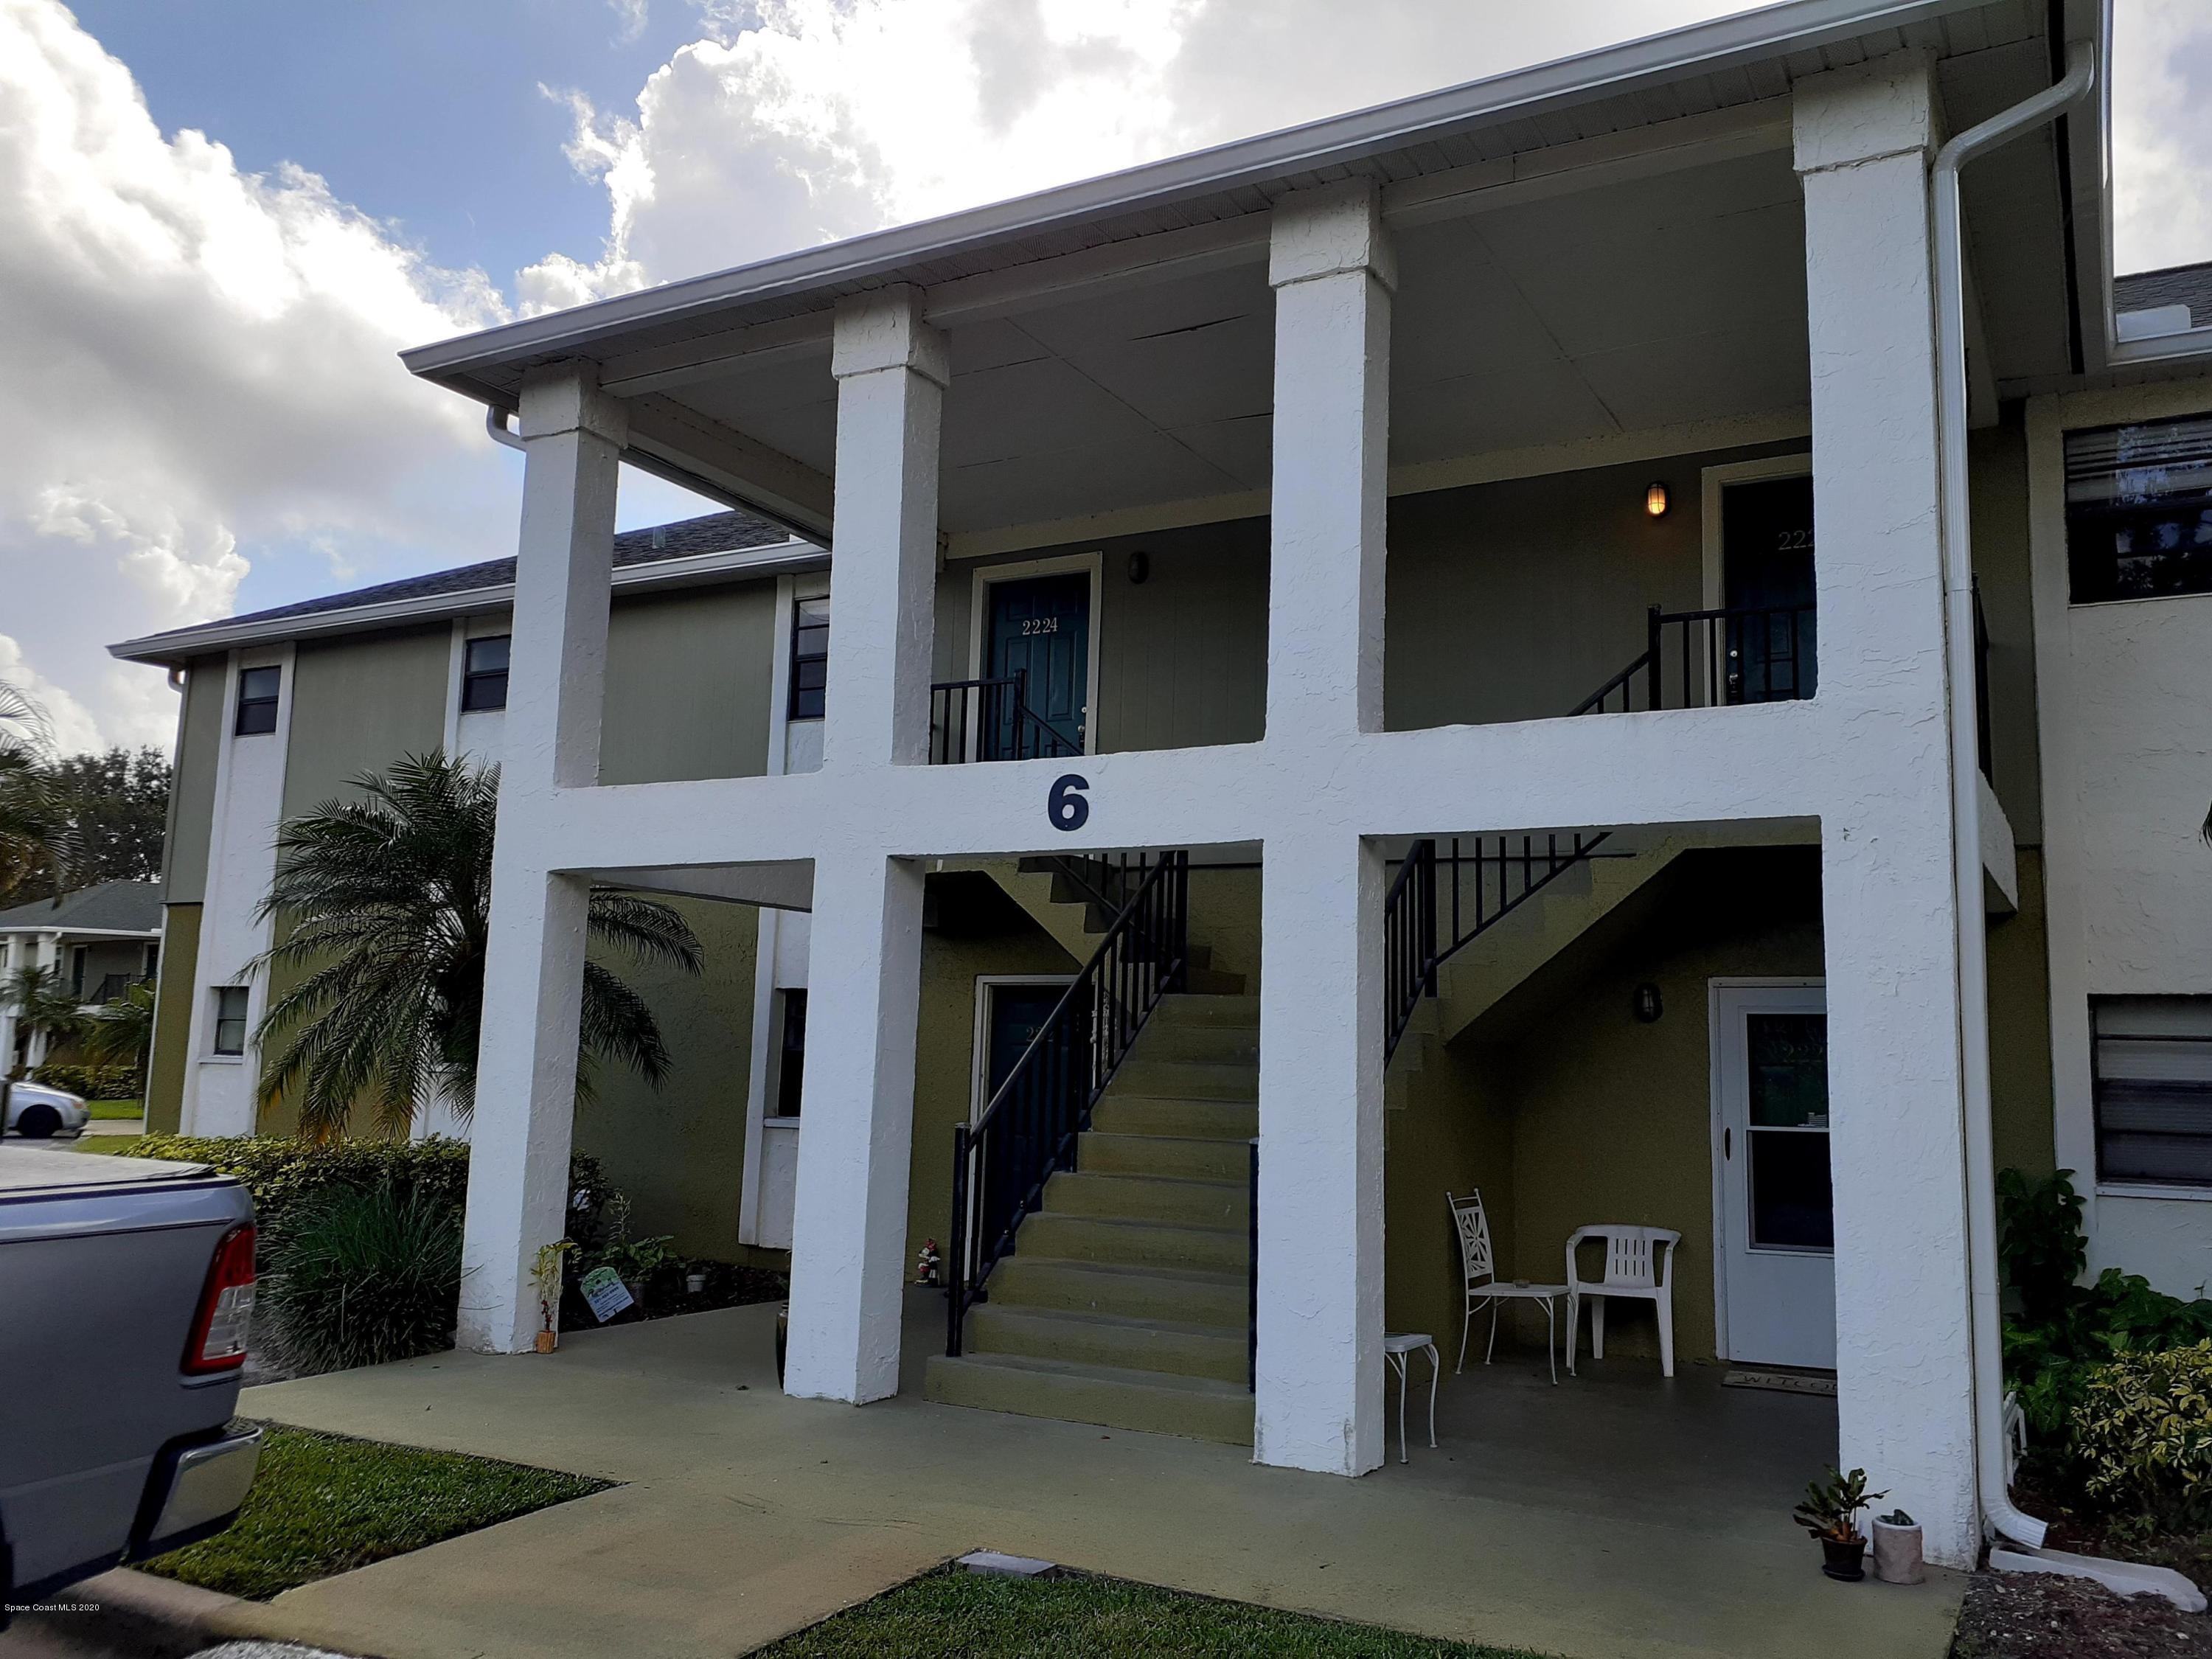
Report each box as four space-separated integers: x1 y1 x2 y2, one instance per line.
14 1104 59 1138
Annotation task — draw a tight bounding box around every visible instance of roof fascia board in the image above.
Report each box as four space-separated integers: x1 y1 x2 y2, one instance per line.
0 925 160 938
108 539 827 667
400 0 2005 391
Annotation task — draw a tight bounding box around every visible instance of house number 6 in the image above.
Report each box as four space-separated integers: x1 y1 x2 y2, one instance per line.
1048 773 1090 832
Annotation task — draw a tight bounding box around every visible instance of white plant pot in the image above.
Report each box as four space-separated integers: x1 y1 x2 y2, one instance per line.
1871 1518 1924 1585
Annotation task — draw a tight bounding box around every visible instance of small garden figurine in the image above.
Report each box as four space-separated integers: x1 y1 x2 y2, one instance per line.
917 1238 942 1287
1793 1466 1888 1582
532 1238 577 1353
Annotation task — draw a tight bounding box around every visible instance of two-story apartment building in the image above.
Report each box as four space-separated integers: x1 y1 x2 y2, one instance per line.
115 0 2212 1570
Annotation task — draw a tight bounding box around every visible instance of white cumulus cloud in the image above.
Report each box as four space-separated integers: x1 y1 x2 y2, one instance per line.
0 0 521 749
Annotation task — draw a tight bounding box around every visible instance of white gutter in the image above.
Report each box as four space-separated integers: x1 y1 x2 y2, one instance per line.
1933 40 2094 1556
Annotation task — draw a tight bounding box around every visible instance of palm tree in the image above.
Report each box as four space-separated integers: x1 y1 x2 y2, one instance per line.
252 753 703 1137
0 681 63 902
2 963 89 1074
81 978 156 1082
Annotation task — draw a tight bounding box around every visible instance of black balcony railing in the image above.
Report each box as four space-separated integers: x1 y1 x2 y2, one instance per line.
948 851 1189 1357
1570 603 1818 717
928 672 1082 764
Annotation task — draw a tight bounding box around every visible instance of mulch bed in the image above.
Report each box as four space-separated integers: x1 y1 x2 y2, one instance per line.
1953 1573 2212 1658
1954 1474 2212 1658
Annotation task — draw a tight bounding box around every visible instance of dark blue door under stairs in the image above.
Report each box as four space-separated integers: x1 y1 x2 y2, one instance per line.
985 573 1088 759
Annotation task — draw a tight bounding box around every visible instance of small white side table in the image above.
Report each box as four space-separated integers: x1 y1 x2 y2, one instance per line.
1383 1332 1441 1464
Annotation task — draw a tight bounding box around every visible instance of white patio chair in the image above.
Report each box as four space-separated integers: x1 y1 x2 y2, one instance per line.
1565 1223 1682 1377
1447 1191 1566 1385
1383 1332 1440 1463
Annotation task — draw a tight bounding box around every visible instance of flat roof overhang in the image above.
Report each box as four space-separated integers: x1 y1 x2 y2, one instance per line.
391 0 2109 547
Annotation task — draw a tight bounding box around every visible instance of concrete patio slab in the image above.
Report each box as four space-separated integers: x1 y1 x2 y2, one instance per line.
220 1295 1962 1659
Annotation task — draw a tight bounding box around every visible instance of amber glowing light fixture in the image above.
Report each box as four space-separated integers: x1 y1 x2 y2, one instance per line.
1645 481 1670 518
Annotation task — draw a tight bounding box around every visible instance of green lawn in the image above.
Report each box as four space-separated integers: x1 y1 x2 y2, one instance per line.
755 1569 1545 1659
69 1134 145 1155
87 1099 145 1120
143 1424 611 1601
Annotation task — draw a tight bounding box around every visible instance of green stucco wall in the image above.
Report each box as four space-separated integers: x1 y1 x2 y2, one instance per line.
572 892 761 1258
600 584 777 784
162 655 227 905
1969 414 2044 839
282 627 451 820
145 902 199 1136
1989 847 2057 1180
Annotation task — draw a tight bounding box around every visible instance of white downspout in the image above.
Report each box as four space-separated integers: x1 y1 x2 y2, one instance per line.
1933 40 2094 1553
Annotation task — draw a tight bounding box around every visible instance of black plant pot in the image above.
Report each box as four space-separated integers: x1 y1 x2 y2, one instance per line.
1820 1536 1868 1582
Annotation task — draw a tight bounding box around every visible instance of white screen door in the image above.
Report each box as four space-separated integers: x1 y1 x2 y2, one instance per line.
1714 981 1835 1369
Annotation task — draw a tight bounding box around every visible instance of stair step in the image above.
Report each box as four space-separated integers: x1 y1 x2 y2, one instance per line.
964 1304 1247 1383
1046 1170 1247 1229
924 1352 1254 1444
1183 967 1247 995
1015 1213 1248 1275
1079 1130 1248 1182
1134 1021 1259 1063
984 1256 1247 1326
1109 1059 1256 1102
1090 1096 1257 1141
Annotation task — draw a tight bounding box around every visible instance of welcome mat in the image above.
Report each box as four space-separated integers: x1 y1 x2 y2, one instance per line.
1723 1368 1837 1397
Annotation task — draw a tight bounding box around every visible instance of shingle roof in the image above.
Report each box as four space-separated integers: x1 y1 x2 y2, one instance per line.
2115 262 2212 327
0 880 163 935
221 509 796 630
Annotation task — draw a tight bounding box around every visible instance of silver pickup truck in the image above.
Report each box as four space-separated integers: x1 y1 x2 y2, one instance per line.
1 1147 263 1613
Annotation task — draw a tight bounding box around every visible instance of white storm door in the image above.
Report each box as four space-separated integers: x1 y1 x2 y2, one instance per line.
1714 981 1837 1370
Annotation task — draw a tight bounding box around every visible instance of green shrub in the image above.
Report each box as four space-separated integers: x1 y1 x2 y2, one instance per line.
29 1061 140 1099
1997 1169 2212 1440
126 1134 612 1246
262 1186 465 1371
2073 1342 2212 1529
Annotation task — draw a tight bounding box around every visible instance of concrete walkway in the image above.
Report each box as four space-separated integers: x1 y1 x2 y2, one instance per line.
223 1296 1962 1659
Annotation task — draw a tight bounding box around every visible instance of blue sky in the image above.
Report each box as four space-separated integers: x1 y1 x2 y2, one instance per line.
3 0 2208 751
67 0 693 296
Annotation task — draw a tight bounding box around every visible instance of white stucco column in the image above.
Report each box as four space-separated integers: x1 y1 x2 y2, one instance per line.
1253 179 1393 1475
24 932 62 1068
783 850 928 1402
0 933 21 1069
1797 57 1980 1565
821 285 947 769
458 366 625 1354
780 286 945 1402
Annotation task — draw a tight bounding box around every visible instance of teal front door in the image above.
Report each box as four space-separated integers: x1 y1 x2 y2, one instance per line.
985 574 1088 758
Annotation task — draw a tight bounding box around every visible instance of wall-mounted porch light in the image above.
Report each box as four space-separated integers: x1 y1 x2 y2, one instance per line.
1127 549 1151 585
1644 481 1671 519
1633 982 1664 1023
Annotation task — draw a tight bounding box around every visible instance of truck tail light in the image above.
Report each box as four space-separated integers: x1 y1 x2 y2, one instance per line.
183 1223 256 1375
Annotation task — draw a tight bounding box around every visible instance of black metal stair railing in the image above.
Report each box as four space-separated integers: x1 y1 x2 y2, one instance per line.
1384 833 1615 1062
928 672 1082 764
1568 602 1818 716
947 850 1190 1357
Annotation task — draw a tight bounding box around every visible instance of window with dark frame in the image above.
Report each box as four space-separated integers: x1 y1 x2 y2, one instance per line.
212 986 250 1056
2065 412 2212 604
2093 996 2212 1187
774 988 808 1117
461 634 511 712
788 598 829 720
233 665 281 735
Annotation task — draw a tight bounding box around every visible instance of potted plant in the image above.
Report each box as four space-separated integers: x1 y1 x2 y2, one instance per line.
532 1239 576 1353
1792 1466 1887 1582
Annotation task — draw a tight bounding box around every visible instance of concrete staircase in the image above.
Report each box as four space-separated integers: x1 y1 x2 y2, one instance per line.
923 991 1257 1444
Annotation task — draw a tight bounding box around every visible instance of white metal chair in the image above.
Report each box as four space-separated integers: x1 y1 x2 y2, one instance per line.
1383 1332 1440 1463
1565 1223 1682 1377
1447 1191 1566 1385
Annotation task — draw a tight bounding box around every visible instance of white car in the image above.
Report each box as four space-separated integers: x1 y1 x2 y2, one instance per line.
3 1081 91 1139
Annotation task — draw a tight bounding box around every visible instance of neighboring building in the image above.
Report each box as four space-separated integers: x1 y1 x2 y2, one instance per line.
0 880 162 1073
113 0 2212 1570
